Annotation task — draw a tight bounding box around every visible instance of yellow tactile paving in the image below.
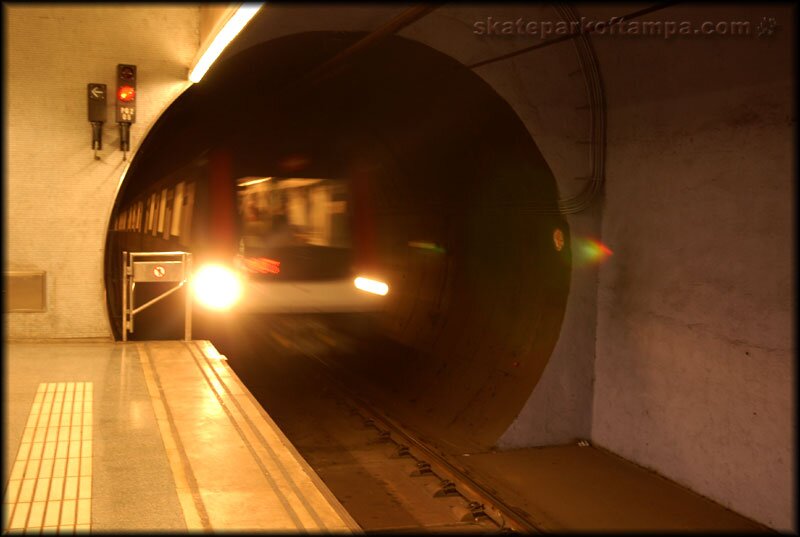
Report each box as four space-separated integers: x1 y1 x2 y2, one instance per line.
3 382 93 534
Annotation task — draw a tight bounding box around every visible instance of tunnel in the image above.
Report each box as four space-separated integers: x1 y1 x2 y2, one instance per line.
106 31 571 453
6 3 792 531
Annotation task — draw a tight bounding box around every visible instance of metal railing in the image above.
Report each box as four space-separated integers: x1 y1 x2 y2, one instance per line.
122 251 193 341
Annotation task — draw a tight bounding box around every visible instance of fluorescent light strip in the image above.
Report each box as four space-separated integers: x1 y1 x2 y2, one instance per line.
189 3 263 83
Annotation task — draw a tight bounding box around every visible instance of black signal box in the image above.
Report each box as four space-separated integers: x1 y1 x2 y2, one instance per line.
87 83 107 123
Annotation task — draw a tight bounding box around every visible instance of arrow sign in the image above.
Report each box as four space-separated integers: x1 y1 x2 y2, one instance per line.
87 83 107 123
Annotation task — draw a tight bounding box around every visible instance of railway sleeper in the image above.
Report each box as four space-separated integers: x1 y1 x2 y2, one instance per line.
434 479 460 497
461 501 488 522
410 461 433 477
391 444 411 458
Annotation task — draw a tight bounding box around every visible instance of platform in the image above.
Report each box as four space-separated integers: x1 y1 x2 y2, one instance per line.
3 340 361 533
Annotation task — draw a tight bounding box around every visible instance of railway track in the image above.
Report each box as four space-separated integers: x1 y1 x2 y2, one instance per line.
310 354 542 533
215 315 542 533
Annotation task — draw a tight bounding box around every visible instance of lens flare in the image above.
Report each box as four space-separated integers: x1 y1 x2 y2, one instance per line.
573 237 613 265
192 264 243 310
408 240 446 253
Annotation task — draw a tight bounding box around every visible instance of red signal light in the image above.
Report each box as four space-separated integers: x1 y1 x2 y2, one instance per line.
242 257 281 274
117 86 135 102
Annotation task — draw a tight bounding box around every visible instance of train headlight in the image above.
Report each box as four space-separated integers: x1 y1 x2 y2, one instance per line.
192 264 243 310
354 276 389 296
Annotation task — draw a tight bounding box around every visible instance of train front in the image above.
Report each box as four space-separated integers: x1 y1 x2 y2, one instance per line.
229 176 388 316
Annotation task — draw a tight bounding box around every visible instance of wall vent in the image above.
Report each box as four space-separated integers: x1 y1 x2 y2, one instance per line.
5 271 47 312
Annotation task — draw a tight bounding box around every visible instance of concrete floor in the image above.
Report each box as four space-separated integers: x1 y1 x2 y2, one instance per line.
3 340 359 533
4 342 185 532
457 445 770 532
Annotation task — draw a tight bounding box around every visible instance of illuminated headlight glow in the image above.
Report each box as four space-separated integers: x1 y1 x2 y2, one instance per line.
192 264 243 310
354 276 389 296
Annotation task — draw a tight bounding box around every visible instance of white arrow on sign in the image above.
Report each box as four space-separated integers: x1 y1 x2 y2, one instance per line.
90 86 104 99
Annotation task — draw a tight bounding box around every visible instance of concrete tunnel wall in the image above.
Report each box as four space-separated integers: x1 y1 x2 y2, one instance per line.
583 4 795 530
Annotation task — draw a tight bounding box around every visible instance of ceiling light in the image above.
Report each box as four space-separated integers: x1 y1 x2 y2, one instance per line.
189 3 263 83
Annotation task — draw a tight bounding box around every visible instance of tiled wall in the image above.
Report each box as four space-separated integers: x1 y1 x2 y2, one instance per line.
5 5 199 338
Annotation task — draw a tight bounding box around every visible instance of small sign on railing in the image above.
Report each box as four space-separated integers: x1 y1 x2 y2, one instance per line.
122 251 192 341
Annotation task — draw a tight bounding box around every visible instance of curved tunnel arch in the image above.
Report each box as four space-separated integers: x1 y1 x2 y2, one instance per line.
106 31 572 451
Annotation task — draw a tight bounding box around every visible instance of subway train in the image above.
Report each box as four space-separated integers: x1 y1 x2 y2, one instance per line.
107 149 388 339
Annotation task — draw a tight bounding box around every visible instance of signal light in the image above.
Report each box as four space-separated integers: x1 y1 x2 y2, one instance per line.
120 65 135 80
115 64 136 123
115 64 137 160
117 86 135 102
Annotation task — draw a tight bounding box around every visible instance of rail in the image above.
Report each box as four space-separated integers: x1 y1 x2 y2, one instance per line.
307 351 543 533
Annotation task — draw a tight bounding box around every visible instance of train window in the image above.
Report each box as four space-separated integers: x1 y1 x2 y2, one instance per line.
237 178 353 249
163 188 174 241
148 194 156 233
157 189 167 234
143 198 150 234
181 182 195 245
144 196 153 233
152 192 161 237
237 177 353 280
171 182 184 237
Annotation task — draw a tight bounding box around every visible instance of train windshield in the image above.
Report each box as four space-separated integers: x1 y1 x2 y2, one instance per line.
236 177 352 280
